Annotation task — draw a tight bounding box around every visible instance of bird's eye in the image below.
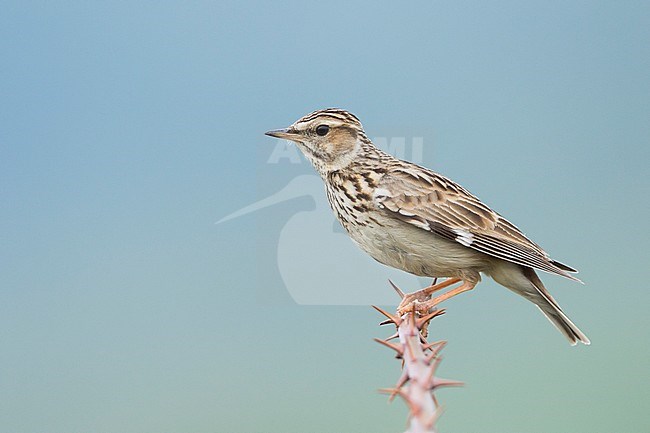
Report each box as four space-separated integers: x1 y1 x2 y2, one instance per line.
316 124 330 136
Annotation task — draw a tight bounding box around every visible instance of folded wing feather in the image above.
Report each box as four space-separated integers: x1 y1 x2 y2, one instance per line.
373 167 579 281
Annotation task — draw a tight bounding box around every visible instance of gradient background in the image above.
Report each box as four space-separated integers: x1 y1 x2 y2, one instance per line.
2 1 649 432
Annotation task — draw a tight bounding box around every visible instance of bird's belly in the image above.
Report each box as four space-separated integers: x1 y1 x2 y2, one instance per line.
345 218 488 278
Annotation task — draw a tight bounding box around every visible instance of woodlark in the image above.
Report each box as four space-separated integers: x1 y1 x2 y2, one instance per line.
266 108 589 345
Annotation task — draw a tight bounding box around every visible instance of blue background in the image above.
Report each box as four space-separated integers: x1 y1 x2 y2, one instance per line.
1 1 648 432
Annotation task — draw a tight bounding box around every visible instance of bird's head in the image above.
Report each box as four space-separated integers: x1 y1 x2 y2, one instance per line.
265 108 369 174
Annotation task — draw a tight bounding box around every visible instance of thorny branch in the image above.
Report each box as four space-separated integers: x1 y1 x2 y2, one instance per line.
373 280 463 433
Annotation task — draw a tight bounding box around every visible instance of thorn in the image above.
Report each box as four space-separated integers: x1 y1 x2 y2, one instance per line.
425 351 441 365
378 387 401 402
395 369 409 390
425 357 443 384
422 340 445 351
431 377 464 389
425 361 438 383
378 387 416 410
388 279 405 299
385 332 399 341
372 305 401 326
373 338 404 356
430 354 443 373
415 309 445 330
420 324 429 339
424 341 448 363
380 388 421 416
425 353 436 365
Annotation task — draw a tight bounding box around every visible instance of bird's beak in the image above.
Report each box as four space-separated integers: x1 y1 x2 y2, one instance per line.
265 128 300 141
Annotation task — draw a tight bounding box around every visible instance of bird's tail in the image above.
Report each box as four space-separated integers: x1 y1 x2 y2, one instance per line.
523 268 590 346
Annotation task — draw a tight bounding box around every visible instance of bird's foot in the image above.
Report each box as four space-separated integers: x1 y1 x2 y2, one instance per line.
397 280 477 320
395 277 462 317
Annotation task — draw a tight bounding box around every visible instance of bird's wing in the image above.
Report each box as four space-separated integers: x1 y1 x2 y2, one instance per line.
374 166 579 280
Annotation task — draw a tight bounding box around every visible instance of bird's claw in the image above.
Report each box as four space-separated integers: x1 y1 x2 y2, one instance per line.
395 277 464 317
397 295 435 317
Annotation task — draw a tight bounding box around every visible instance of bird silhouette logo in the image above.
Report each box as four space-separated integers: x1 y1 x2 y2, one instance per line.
217 174 425 305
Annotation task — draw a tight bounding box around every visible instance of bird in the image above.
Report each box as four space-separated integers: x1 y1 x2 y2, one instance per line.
265 108 589 345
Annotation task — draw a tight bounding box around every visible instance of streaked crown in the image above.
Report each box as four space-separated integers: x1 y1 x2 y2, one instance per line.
294 108 363 130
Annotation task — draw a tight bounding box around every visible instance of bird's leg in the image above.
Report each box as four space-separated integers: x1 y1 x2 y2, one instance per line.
396 277 462 316
421 277 461 296
418 280 477 311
